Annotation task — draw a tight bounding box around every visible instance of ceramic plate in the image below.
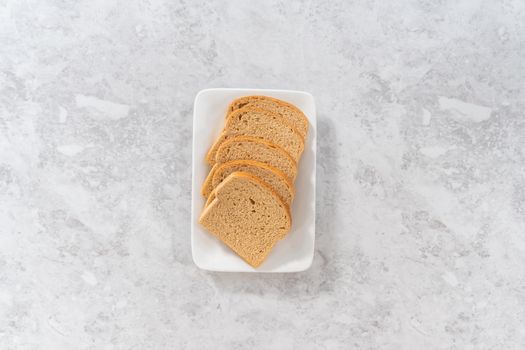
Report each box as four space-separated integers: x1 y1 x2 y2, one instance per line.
191 88 316 272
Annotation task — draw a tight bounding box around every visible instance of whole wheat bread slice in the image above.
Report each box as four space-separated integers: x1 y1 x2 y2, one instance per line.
199 172 291 268
211 160 294 206
215 136 297 182
206 107 304 165
227 95 309 139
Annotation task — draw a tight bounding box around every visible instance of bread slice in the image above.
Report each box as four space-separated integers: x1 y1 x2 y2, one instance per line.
206 107 304 165
199 172 291 267
215 136 297 182
227 95 309 139
211 160 294 206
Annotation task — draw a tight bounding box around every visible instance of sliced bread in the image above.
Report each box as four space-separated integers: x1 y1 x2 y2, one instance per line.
199 172 291 267
227 95 309 139
206 107 304 165
215 136 297 182
211 160 294 206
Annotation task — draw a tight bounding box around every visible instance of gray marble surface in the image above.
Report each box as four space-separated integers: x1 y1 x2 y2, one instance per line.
1 0 525 349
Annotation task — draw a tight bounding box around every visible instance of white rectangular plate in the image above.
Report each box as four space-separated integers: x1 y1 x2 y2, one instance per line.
191 88 316 272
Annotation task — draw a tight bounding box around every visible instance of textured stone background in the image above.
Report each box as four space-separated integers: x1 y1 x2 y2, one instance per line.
1 0 525 349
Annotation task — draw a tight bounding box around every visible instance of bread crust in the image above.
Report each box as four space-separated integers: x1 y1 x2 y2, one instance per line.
201 163 218 198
